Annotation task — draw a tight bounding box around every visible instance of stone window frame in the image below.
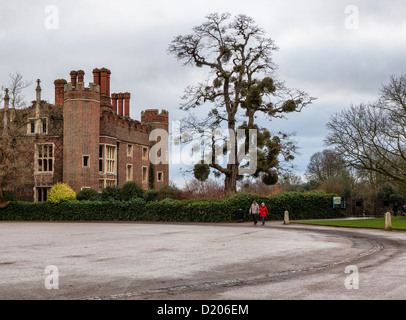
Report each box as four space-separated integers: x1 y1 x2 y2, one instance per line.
157 171 164 182
106 145 116 174
142 166 148 183
82 155 90 168
35 187 50 202
126 164 133 182
27 117 48 135
127 144 133 158
41 117 48 134
27 118 36 135
98 178 117 192
99 144 117 175
142 147 149 160
35 143 55 174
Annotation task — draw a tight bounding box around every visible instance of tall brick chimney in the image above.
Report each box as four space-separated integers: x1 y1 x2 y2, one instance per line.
99 67 111 108
54 79 67 106
107 71 111 97
111 93 118 113
118 93 124 117
70 71 78 87
92 68 100 86
77 70 85 83
124 92 131 118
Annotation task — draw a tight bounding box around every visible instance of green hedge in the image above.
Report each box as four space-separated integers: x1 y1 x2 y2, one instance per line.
0 192 345 222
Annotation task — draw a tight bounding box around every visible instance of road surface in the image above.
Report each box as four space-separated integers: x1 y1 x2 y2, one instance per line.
0 221 404 300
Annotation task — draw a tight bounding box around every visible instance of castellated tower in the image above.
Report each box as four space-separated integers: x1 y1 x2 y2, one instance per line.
141 109 169 190
63 71 100 192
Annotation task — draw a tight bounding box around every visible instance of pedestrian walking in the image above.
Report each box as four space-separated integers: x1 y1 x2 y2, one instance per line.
401 204 406 217
259 202 269 225
392 202 400 217
249 201 259 225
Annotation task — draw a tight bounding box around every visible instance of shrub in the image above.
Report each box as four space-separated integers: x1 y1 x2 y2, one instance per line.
120 181 145 201
100 186 121 201
48 183 76 204
157 185 183 200
144 190 158 202
76 188 100 201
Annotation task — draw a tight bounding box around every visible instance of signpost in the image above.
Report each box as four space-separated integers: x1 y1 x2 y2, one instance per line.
333 197 341 208
333 197 347 209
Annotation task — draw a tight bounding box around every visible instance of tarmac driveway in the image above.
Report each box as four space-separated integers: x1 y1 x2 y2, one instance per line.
0 221 404 300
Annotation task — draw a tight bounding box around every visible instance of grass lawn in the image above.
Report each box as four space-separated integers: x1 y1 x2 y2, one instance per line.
292 217 406 230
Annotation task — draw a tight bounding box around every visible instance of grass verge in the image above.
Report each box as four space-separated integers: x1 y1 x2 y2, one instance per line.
292 217 406 230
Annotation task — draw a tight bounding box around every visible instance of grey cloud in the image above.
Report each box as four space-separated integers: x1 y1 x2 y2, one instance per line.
1 0 405 186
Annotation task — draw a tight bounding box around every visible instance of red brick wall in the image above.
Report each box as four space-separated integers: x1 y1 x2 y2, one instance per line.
141 110 169 190
63 84 100 192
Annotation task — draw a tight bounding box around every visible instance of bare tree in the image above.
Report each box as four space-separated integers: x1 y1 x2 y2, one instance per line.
0 74 33 202
306 149 350 182
325 73 406 192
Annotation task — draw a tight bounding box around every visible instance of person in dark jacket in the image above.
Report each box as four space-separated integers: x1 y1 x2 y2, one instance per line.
401 204 406 216
393 202 400 217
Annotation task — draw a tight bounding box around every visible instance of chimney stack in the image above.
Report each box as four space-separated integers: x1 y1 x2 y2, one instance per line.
70 71 78 87
124 92 131 118
107 71 111 97
99 67 111 108
77 70 85 83
54 79 67 106
92 68 100 86
111 93 118 114
99 68 109 96
118 93 124 117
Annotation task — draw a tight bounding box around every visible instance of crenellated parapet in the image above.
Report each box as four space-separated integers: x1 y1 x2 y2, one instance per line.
100 109 150 136
63 82 100 102
141 109 169 123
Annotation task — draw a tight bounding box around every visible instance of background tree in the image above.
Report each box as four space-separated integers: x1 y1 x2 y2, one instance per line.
0 73 33 203
168 13 315 192
306 149 348 182
325 72 406 195
377 183 406 204
306 149 354 197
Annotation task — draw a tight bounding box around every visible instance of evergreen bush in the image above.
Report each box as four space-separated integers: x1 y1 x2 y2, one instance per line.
120 181 145 201
76 188 100 201
100 186 121 201
48 183 76 204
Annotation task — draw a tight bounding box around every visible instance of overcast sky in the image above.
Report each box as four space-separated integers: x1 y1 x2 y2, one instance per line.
1 0 406 188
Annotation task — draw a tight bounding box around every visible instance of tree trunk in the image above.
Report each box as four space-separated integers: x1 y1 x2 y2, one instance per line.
224 163 238 193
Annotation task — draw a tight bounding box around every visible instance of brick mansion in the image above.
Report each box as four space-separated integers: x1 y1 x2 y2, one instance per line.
0 68 169 202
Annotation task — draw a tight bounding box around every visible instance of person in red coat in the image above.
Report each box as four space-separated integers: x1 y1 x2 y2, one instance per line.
259 202 269 225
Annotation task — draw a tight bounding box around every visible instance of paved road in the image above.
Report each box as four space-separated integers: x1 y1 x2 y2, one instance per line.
0 221 405 300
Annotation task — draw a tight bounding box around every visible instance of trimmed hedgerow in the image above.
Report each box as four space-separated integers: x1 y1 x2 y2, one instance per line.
0 192 345 222
76 188 100 201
